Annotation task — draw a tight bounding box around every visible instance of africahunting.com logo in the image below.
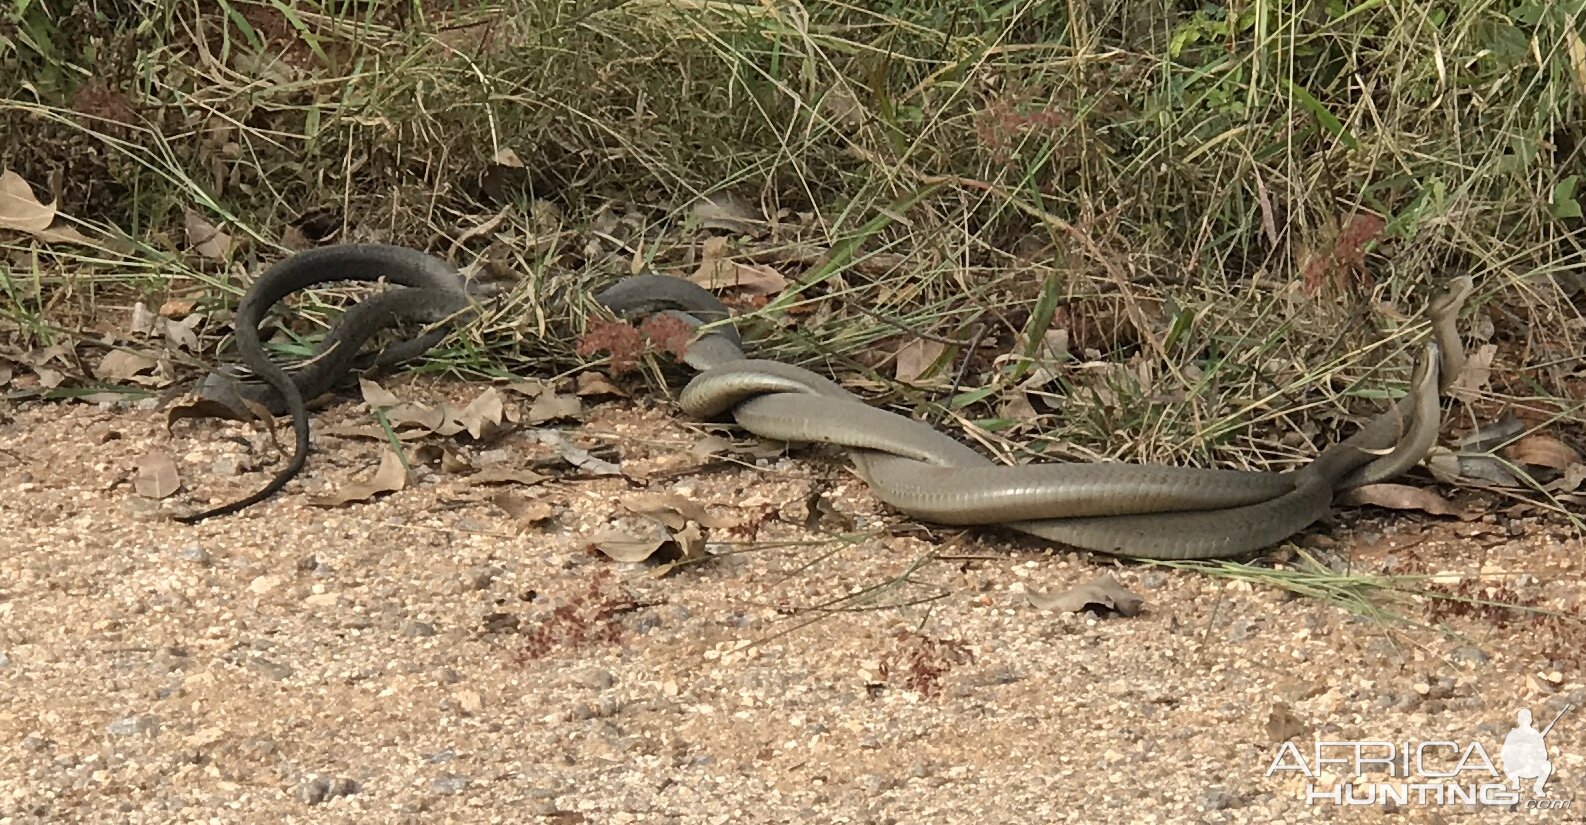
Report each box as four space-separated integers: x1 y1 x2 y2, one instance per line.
1265 704 1574 811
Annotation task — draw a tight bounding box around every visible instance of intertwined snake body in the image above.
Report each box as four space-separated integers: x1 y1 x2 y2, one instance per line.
177 245 473 523
180 244 1471 559
600 277 1467 558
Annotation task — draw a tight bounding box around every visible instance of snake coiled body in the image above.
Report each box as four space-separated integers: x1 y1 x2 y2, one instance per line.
180 242 1471 560
177 245 474 523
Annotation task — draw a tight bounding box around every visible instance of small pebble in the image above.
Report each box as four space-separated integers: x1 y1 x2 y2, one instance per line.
432 773 471 794
107 715 159 737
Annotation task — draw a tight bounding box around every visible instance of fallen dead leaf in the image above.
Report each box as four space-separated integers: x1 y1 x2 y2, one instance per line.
1025 573 1143 617
620 492 738 529
159 298 197 318
575 371 627 398
687 236 788 295
468 466 550 487
689 194 763 234
894 337 947 384
504 379 554 397
457 387 507 439
527 390 581 424
1337 483 1473 519
384 403 450 434
1451 343 1497 397
163 314 203 353
1505 434 1583 471
308 449 409 507
0 171 97 246
0 169 55 232
1550 463 1586 494
134 450 181 499
528 430 622 476
96 349 160 382
588 521 671 563
166 396 257 429
319 423 430 442
493 147 524 168
130 303 160 336
491 491 556 529
359 379 403 409
184 210 235 260
654 522 708 578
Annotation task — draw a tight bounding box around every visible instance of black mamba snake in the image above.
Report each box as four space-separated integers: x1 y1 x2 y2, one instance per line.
178 244 1472 559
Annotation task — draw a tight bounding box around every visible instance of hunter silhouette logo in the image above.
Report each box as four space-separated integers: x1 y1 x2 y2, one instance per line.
1501 706 1569 796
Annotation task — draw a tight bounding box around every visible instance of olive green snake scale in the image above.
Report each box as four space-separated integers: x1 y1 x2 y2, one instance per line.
178 243 1473 560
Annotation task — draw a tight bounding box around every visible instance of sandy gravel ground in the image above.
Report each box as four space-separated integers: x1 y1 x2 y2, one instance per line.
1 386 1582 824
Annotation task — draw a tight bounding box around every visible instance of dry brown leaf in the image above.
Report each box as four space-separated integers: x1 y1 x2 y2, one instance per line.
894 337 947 384
491 491 555 527
385 403 449 433
458 388 506 439
34 223 97 246
527 391 581 424
1505 434 1584 471
319 423 429 442
1025 573 1143 616
96 349 160 381
1337 483 1472 519
469 466 549 487
588 522 670 563
689 195 762 234
504 379 553 397
184 210 234 260
159 299 196 318
359 379 403 409
690 435 733 458
163 314 202 353
33 366 64 388
697 260 787 295
130 302 159 336
166 396 254 429
575 371 627 398
134 450 181 499
687 236 788 295
1553 463 1586 493
493 147 524 168
620 492 738 529
528 430 622 475
997 389 1040 423
0 170 55 233
308 450 409 507
1451 343 1497 397
654 522 709 578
